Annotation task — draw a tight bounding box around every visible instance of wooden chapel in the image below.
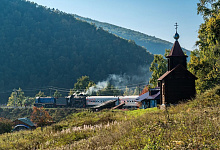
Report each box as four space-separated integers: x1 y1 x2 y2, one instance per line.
158 23 197 105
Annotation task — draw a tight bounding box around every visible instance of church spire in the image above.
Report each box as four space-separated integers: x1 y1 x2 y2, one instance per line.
166 23 187 71
173 23 179 41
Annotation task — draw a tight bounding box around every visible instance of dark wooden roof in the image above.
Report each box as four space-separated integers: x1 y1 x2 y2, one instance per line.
166 41 187 58
158 64 197 81
14 117 36 127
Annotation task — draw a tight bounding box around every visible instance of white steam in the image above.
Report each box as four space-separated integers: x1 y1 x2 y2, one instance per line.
86 65 152 95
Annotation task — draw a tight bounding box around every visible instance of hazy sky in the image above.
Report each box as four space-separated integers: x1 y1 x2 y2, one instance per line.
30 0 203 51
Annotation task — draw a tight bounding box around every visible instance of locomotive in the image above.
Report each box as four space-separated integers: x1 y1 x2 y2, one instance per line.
34 94 86 108
34 94 138 108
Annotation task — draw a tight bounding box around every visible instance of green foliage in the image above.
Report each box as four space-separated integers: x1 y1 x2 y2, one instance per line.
133 86 140 95
0 85 220 149
17 88 25 107
7 88 25 107
53 90 62 98
149 49 170 87
197 0 220 20
0 117 12 134
74 76 95 92
68 89 75 96
189 85 220 108
23 97 35 106
0 0 153 103
0 107 80 123
35 91 46 97
189 1 220 93
7 92 16 107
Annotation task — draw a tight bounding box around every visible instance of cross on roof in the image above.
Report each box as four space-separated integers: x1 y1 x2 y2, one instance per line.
175 23 178 33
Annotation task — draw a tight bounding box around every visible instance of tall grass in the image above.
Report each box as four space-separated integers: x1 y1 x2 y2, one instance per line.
0 85 219 149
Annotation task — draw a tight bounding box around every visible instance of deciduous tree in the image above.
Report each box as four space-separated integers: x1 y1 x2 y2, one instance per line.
53 90 62 98
140 85 149 95
188 0 220 93
74 76 95 92
31 106 52 127
149 49 170 87
7 88 25 107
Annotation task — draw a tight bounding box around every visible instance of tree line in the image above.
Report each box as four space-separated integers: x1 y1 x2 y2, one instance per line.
0 0 153 103
6 75 144 107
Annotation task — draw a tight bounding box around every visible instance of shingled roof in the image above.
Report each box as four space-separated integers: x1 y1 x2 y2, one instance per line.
17 118 35 127
166 41 187 58
158 64 197 81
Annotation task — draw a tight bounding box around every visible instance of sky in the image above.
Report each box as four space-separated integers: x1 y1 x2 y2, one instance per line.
30 0 204 51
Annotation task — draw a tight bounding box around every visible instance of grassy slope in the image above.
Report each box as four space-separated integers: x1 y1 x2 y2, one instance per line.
0 108 81 123
0 85 219 149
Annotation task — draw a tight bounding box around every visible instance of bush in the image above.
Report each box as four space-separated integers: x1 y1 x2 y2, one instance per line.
0 117 12 134
190 85 220 108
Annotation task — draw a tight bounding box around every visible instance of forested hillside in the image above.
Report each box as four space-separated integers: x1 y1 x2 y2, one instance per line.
74 15 191 56
0 0 153 103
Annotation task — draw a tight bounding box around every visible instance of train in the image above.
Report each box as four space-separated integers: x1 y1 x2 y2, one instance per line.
34 94 138 108
86 96 138 108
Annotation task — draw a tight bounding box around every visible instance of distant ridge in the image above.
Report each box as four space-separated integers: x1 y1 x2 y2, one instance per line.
74 15 191 57
0 0 154 103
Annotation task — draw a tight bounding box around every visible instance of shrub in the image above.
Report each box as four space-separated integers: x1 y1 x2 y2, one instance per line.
0 117 12 134
190 85 220 108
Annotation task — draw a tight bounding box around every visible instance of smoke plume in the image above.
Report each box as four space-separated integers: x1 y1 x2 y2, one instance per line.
86 65 152 95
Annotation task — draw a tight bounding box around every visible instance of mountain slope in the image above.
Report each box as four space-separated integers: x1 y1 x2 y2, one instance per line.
74 15 191 56
0 0 153 103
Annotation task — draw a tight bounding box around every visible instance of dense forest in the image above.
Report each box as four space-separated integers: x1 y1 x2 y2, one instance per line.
74 15 191 56
0 0 153 103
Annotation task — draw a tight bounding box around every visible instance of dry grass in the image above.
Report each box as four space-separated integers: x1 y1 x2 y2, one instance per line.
0 85 219 150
